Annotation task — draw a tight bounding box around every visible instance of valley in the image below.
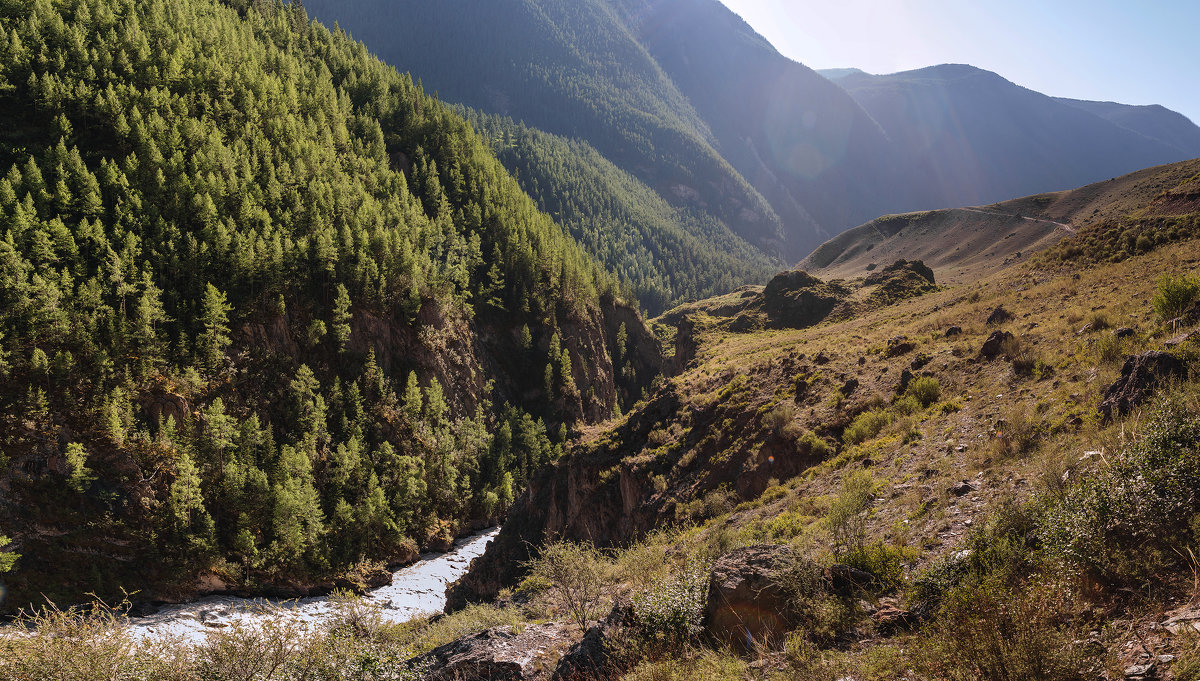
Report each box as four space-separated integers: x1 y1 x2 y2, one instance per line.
0 1 1198 680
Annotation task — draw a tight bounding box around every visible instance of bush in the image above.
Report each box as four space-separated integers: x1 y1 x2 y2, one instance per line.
992 405 1044 459
920 584 1092 681
1086 311 1111 331
763 401 797 433
528 541 608 631
826 471 875 554
839 542 909 591
1152 272 1200 321
774 555 858 644
797 430 832 458
904 376 942 408
632 559 711 647
1094 333 1133 365
1043 395 1200 585
843 409 893 445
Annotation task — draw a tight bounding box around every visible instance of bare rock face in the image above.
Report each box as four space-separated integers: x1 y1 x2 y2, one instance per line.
407 623 575 681
1099 351 1187 421
704 545 795 651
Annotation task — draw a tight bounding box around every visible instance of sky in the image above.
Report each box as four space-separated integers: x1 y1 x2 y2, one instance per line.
716 0 1200 125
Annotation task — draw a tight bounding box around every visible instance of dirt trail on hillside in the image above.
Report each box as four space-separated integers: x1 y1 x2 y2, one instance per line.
959 207 1076 233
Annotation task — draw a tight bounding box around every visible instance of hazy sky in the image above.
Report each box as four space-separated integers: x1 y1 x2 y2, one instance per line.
716 0 1200 125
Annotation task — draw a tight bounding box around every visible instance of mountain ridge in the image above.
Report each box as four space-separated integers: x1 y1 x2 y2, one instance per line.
304 0 1200 268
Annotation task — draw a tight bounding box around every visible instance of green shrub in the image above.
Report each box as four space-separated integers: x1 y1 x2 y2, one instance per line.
763 401 797 433
797 430 832 458
826 471 876 554
992 405 1044 459
1152 272 1200 321
839 542 909 591
633 559 711 647
904 376 942 408
774 555 858 644
1043 395 1200 585
843 409 893 445
908 502 1043 616
528 541 608 631
920 584 1092 681
892 394 922 415
1095 333 1133 364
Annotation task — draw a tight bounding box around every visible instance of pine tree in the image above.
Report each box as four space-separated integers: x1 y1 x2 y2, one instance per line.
198 282 232 368
331 283 352 351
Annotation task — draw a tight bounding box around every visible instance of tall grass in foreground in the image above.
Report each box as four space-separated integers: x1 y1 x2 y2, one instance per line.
0 594 429 681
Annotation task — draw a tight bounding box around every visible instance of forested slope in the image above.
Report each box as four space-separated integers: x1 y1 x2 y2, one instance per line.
302 0 788 257
463 110 777 314
0 0 658 609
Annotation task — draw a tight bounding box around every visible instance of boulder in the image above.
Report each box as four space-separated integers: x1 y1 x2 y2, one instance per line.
873 604 917 634
944 326 963 338
1165 330 1198 348
863 260 937 305
759 270 847 329
978 330 1014 359
885 336 916 358
825 564 874 595
986 306 1013 326
552 602 635 681
1115 327 1135 339
408 623 575 681
1099 351 1187 421
705 545 795 650
949 480 978 497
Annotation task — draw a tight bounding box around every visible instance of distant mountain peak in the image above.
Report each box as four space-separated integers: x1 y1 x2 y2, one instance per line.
817 67 867 80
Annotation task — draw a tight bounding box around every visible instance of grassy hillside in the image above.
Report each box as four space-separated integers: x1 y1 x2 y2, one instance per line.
435 162 1200 678
801 158 1200 282
0 0 661 610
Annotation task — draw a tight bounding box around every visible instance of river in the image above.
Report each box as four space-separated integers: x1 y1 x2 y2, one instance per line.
126 527 498 642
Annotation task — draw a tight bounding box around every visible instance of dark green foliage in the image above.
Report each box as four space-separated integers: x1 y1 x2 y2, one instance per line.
1041 213 1200 265
463 111 776 315
302 0 788 258
0 0 639 608
1044 396 1200 585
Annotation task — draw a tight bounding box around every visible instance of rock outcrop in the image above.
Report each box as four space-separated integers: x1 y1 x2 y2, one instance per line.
552 603 636 681
704 545 796 651
1099 351 1187 421
726 270 849 331
863 259 937 305
407 623 574 681
979 330 1014 359
986 305 1013 325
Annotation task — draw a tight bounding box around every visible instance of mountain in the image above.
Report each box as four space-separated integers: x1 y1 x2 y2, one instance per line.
613 0 903 259
305 1 1200 267
439 157 1200 680
302 0 787 260
461 109 778 315
801 158 1200 282
1055 97 1200 155
0 0 662 609
826 64 1200 211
